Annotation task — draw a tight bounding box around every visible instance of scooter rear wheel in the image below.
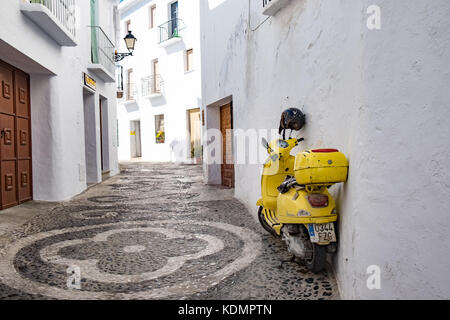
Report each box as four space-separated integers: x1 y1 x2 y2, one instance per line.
306 243 327 274
258 206 277 236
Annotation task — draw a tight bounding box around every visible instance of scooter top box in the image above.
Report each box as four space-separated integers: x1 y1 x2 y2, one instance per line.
294 149 349 185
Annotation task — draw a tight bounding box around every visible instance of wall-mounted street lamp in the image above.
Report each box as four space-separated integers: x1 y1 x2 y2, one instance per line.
115 31 137 62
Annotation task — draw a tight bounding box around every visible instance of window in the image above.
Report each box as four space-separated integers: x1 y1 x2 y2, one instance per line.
126 69 134 101
152 59 159 75
169 1 178 36
116 65 123 98
186 49 193 72
170 1 178 21
152 59 161 93
155 114 165 144
149 5 156 29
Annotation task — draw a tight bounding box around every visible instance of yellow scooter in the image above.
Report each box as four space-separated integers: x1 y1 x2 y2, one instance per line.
256 137 349 273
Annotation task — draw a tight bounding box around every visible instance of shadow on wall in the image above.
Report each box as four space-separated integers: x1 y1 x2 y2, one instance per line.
163 39 186 55
30 74 58 199
125 103 138 113
150 95 167 107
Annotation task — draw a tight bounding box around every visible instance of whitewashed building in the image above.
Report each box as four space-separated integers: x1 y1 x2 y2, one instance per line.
200 0 450 299
116 0 203 163
0 0 121 206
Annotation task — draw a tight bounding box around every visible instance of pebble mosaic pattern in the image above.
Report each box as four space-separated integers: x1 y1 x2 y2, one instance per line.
0 163 340 300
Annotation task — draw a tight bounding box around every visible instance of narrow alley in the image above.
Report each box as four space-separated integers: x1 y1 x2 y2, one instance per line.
0 163 338 300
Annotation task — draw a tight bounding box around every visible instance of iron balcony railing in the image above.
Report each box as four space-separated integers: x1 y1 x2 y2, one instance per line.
158 18 186 44
89 26 115 76
141 75 163 96
29 0 76 38
126 83 138 101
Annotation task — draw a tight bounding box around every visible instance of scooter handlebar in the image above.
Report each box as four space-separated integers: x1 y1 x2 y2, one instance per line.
297 138 305 143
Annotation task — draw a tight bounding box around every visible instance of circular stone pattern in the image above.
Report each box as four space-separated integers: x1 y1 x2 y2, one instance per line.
69 206 205 221
0 220 261 299
87 195 128 203
70 210 119 220
123 245 146 253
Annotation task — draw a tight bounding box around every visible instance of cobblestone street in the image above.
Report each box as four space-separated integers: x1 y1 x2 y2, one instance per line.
0 163 339 300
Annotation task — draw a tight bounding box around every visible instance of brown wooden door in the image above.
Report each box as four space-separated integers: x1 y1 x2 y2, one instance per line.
0 60 32 210
188 108 201 159
220 103 234 188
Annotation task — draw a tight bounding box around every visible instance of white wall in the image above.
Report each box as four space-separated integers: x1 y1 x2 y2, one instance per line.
0 0 120 201
117 0 202 163
200 0 450 299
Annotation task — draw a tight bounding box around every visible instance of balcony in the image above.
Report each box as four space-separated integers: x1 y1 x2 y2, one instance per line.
125 83 138 102
158 19 186 47
20 0 77 46
141 75 164 98
87 26 116 83
262 0 291 16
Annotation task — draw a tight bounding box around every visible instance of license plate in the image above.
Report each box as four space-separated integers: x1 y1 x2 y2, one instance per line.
308 223 336 243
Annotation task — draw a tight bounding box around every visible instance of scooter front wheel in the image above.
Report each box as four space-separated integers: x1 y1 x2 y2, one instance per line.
306 243 327 274
258 206 277 236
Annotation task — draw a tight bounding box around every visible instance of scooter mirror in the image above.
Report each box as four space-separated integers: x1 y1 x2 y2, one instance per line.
261 138 269 149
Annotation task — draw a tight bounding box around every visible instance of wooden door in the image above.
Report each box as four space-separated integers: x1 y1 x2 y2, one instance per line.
130 120 142 158
0 60 32 209
188 108 201 159
135 121 142 158
220 103 234 188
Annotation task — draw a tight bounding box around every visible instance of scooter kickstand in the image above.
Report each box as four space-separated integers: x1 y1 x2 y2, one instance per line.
279 255 296 269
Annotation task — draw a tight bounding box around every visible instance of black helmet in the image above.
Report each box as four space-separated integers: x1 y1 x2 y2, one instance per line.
279 108 306 139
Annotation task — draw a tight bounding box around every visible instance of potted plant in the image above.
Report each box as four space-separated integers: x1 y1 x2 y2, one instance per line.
156 130 165 144
193 145 203 164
